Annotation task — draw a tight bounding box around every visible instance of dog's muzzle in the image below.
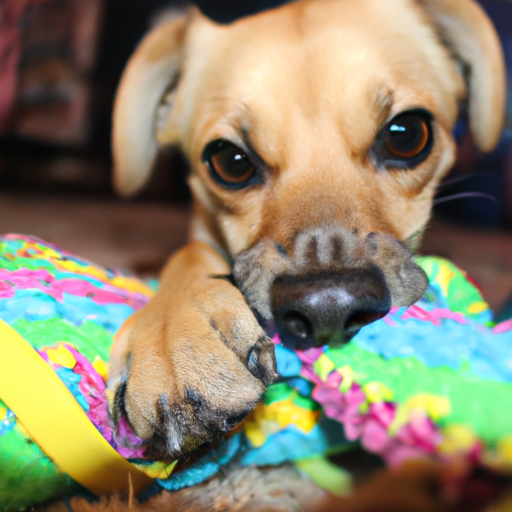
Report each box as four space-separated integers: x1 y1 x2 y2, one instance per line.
233 227 428 351
271 267 391 350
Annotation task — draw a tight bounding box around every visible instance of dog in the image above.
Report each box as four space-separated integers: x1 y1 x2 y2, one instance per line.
48 0 507 510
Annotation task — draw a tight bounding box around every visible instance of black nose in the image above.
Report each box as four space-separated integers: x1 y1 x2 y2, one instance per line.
271 268 391 350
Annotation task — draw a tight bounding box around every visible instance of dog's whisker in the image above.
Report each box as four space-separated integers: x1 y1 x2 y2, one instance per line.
437 174 473 188
437 171 490 189
433 192 497 205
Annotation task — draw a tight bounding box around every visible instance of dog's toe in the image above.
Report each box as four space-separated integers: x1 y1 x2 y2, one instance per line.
247 336 278 386
140 389 259 459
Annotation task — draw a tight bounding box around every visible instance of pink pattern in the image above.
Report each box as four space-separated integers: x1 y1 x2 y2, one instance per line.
401 305 468 326
0 268 132 304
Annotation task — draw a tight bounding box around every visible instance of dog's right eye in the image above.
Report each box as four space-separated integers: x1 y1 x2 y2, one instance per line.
203 140 258 188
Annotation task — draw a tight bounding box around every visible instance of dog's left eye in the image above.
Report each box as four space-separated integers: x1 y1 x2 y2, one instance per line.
203 140 258 188
376 110 434 168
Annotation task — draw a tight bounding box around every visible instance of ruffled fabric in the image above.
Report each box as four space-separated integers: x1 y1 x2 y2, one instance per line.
1 235 512 511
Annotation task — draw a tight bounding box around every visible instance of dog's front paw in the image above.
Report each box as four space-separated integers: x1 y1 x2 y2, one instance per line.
108 278 277 459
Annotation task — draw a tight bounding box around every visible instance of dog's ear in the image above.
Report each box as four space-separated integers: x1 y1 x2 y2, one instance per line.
112 9 197 196
419 0 506 152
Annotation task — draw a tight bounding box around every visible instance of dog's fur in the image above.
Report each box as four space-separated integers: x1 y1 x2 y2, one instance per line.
54 0 507 510
45 460 469 512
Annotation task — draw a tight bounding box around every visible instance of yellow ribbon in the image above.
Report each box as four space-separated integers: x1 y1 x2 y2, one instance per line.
0 319 152 496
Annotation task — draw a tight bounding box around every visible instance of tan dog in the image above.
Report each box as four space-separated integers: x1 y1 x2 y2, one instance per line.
69 0 508 509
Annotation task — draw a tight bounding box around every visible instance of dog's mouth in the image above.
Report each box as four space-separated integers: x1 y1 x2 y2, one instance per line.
233 227 428 351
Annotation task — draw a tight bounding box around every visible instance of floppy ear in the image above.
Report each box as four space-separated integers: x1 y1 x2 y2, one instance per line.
419 0 506 152
112 11 193 196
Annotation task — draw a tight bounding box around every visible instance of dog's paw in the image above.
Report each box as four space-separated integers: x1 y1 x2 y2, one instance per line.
108 278 278 459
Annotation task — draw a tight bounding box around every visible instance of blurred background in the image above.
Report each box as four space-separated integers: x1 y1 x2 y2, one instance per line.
0 0 511 313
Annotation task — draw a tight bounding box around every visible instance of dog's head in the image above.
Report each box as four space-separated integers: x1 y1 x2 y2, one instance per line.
113 0 505 349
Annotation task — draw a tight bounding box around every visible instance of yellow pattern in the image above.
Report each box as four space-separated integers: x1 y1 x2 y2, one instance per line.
244 399 320 447
0 319 152 495
314 354 336 381
482 436 512 470
437 424 477 455
338 366 354 392
468 301 489 314
244 421 268 448
436 263 455 297
496 436 512 466
390 394 451 434
92 357 109 381
363 382 394 403
47 344 77 369
110 276 155 297
131 460 178 479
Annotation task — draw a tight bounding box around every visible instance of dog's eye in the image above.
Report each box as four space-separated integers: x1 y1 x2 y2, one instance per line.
385 115 429 157
203 140 257 187
379 110 433 167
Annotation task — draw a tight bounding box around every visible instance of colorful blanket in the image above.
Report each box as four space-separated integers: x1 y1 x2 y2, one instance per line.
1 234 511 511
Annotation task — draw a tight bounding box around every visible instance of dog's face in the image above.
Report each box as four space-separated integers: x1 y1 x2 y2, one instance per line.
113 0 505 349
